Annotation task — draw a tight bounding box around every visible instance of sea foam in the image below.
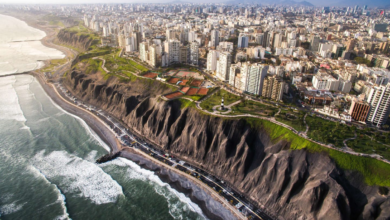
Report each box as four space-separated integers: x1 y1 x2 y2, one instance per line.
103 158 207 220
28 165 71 220
32 150 124 205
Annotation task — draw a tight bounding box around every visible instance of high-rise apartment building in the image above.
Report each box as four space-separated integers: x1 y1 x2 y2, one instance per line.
190 41 199 66
238 34 249 48
262 75 285 101
207 50 219 72
179 45 189 64
367 84 390 127
139 41 149 62
164 39 180 64
247 64 269 96
210 30 219 48
229 62 250 91
310 35 320 51
216 52 231 81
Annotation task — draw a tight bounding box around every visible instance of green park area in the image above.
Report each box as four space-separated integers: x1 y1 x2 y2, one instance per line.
200 89 240 112
306 115 356 147
230 100 278 116
275 109 306 132
306 115 390 161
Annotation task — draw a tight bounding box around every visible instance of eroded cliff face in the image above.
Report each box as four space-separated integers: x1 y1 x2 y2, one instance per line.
56 29 96 51
65 71 390 220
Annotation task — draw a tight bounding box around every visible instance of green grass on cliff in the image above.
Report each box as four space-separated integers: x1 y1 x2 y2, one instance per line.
178 99 196 109
244 117 390 187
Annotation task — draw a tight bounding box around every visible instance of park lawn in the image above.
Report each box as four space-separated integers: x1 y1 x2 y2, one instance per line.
306 115 355 148
85 59 106 75
275 109 306 132
103 55 149 74
200 89 241 112
231 100 278 116
244 117 390 187
348 134 390 161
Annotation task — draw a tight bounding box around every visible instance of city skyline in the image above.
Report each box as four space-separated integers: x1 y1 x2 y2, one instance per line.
0 0 389 7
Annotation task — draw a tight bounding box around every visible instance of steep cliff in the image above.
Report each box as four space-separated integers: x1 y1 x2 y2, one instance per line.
65 71 390 220
56 29 97 51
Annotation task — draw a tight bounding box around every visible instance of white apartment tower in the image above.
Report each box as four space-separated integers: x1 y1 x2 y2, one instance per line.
367 84 390 127
190 41 199 66
207 50 219 72
247 64 269 96
229 63 268 95
164 39 180 64
216 52 231 81
139 42 149 62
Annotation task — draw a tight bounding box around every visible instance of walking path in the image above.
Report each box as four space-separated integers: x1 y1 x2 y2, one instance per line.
92 57 110 73
343 132 357 151
212 100 241 114
303 113 309 136
194 92 390 165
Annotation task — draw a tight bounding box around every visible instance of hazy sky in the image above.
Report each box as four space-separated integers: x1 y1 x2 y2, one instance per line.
0 0 388 7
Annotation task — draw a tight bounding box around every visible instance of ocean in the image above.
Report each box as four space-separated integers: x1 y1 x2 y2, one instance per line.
0 15 206 220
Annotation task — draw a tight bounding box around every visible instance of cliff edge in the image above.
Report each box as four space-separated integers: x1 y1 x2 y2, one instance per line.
65 70 390 220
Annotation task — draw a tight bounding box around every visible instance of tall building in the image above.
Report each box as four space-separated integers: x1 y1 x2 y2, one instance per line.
247 64 269 96
189 41 199 66
273 33 283 49
210 30 219 48
229 62 250 91
179 45 189 64
238 34 249 48
310 35 320 51
148 44 158 67
367 84 390 127
216 52 231 81
256 33 264 45
349 99 370 122
166 29 176 40
207 50 219 72
164 39 180 64
262 75 285 101
139 42 149 62
188 31 196 43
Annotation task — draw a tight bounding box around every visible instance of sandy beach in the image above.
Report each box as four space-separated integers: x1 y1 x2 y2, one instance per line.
0 10 246 220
